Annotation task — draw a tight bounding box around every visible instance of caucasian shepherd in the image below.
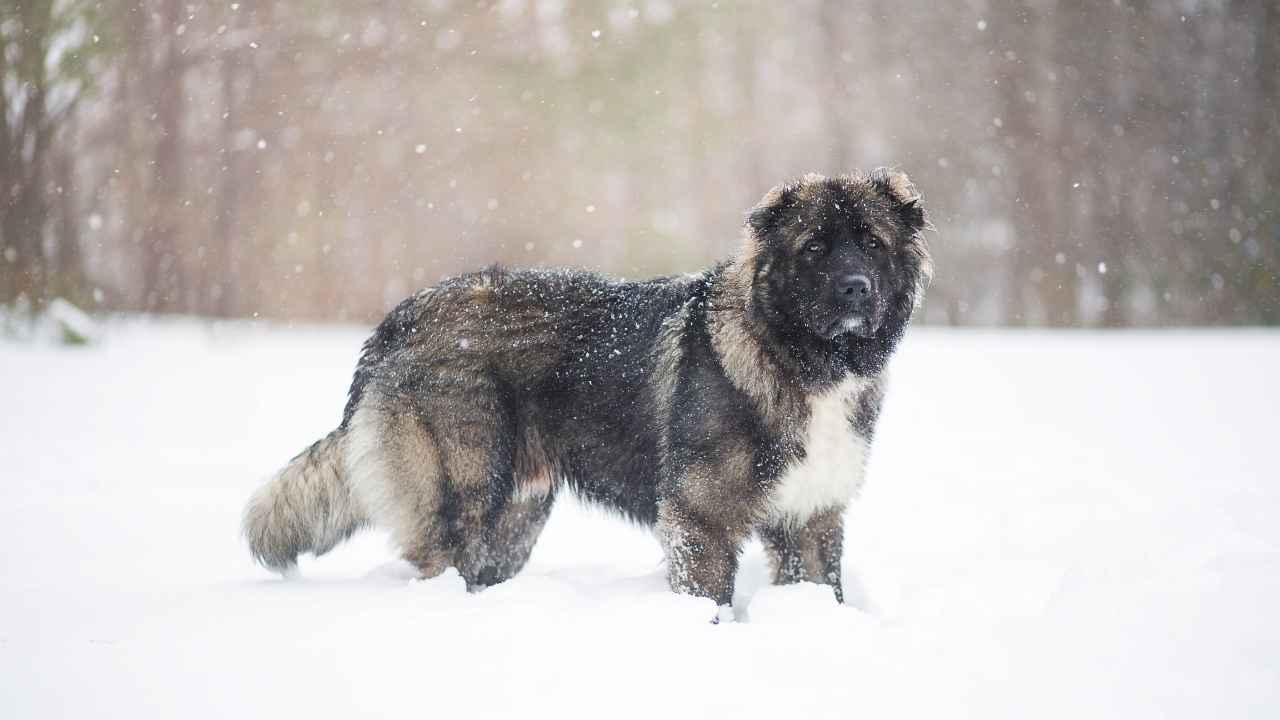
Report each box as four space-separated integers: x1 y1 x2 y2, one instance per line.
244 169 931 614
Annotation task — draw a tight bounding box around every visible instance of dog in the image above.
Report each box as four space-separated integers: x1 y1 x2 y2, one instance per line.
243 169 931 614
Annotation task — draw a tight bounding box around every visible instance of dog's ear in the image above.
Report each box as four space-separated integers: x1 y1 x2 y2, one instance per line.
869 167 927 233
746 180 800 241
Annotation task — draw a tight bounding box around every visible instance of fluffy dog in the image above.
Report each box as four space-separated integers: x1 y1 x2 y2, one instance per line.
244 169 931 613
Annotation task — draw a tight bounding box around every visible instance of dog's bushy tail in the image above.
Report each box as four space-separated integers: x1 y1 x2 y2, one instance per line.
242 428 369 573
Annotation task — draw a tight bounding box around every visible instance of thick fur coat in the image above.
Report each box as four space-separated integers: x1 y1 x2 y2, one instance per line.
244 169 931 610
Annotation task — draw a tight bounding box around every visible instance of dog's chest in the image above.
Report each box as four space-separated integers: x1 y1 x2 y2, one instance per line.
766 377 869 526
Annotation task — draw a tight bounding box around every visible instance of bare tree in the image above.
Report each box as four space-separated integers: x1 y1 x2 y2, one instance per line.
136 0 187 312
1 0 105 309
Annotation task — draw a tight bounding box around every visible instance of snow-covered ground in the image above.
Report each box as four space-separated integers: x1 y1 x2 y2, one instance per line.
2 320 1278 718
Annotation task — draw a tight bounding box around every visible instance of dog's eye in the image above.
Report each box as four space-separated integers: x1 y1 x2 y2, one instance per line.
805 241 824 253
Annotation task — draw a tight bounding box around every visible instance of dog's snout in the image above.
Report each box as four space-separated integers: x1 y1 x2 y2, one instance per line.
837 274 872 299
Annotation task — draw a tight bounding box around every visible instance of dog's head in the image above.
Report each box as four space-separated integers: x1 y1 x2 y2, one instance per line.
745 169 932 343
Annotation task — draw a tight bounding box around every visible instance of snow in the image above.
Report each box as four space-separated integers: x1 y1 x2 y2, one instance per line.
2 320 1278 718
46 298 99 345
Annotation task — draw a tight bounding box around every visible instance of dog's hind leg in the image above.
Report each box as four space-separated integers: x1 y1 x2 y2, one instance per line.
346 392 454 579
468 427 561 584
349 376 554 589
409 380 532 591
473 490 556 586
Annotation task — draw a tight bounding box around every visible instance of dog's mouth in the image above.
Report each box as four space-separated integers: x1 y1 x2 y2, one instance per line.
823 312 880 340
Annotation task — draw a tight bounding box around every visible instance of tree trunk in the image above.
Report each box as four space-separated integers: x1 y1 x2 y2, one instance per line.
139 0 186 313
1 0 55 308
211 46 244 318
0 20 10 303
995 1 1049 325
818 0 851 173
51 145 88 305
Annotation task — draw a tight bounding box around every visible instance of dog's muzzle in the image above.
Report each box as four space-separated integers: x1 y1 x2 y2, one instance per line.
827 274 880 338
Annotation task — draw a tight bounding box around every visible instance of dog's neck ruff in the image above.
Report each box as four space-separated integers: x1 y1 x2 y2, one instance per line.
707 256 802 422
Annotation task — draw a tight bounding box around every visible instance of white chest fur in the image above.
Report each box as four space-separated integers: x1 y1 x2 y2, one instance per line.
766 377 870 527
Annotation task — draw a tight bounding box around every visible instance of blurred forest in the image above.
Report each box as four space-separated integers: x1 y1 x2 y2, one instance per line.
2 0 1277 326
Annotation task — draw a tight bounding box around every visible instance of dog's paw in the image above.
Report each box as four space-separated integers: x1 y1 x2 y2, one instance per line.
710 604 737 624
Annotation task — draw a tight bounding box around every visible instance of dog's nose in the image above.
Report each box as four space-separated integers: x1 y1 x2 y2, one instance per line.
837 274 872 300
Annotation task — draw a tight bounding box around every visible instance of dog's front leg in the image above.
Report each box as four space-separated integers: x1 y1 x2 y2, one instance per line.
758 508 845 603
656 498 743 615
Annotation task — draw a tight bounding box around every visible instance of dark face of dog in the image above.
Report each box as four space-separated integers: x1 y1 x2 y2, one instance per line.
746 170 932 344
